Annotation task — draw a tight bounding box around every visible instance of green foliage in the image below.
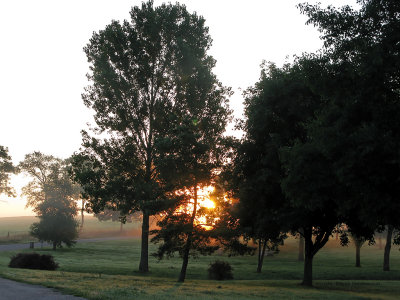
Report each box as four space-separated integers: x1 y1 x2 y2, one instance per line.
207 260 233 280
73 0 230 272
20 152 80 249
297 0 400 232
234 0 400 285
30 213 79 249
0 145 16 198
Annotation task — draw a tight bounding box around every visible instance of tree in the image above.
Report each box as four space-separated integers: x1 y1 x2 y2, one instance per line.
236 60 338 285
20 152 80 249
95 209 141 231
30 201 79 250
19 152 62 207
0 146 16 198
229 137 287 273
74 0 228 273
299 0 400 272
151 86 230 282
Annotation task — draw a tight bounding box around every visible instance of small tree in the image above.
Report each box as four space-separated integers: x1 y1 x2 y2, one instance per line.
20 152 79 249
151 80 230 282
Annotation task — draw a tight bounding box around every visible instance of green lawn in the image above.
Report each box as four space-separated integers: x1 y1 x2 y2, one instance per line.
0 237 399 299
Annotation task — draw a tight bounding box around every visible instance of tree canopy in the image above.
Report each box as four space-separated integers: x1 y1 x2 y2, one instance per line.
20 152 80 250
72 0 230 273
0 146 16 198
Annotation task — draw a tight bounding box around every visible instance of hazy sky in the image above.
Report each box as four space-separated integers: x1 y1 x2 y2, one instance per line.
0 0 358 216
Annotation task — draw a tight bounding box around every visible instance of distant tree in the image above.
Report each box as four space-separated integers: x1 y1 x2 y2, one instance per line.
19 152 62 207
0 146 16 198
95 209 141 231
30 202 79 250
20 152 80 249
75 0 228 273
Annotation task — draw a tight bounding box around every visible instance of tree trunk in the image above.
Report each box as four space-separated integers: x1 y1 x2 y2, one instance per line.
120 222 123 232
52 241 56 251
298 230 304 261
256 239 267 273
383 225 393 271
81 199 85 228
302 228 314 286
178 186 198 282
178 232 193 282
301 226 331 286
355 241 361 267
139 210 150 273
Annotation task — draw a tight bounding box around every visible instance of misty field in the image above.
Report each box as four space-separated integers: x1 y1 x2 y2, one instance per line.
0 236 399 299
0 216 141 244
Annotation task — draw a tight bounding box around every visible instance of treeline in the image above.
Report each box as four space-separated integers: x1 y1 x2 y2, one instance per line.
1 0 399 286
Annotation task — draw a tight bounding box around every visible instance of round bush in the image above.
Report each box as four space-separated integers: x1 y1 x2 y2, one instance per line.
208 260 233 280
9 253 59 270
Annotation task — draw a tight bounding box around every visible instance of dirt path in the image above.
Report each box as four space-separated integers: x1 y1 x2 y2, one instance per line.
0 277 86 300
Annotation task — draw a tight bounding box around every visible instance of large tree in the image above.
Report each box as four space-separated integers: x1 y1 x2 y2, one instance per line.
0 146 16 198
73 1 228 273
236 60 339 285
299 0 400 272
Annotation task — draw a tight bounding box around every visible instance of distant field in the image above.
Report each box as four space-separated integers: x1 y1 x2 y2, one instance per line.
0 236 399 299
0 215 143 243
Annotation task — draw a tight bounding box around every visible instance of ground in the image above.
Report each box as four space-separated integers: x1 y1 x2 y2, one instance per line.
0 234 399 299
0 277 86 300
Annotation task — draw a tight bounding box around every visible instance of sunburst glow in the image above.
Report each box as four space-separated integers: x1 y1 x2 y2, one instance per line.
172 185 219 230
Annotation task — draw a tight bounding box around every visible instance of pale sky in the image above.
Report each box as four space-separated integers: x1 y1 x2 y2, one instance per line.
0 0 358 217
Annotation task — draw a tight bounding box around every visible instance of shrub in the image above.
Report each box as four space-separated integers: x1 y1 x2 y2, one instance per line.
9 253 59 270
208 260 233 280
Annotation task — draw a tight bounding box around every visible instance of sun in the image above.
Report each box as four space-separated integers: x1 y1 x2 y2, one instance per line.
197 185 216 209
171 185 219 230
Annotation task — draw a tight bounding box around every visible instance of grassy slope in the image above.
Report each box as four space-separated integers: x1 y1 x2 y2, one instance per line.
0 237 399 299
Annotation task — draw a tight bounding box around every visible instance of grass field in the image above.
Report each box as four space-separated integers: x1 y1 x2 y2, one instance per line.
0 235 399 299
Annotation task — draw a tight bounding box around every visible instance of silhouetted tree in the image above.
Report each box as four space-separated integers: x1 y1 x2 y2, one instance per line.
236 60 340 285
75 1 227 273
299 0 400 272
0 146 16 198
151 84 230 282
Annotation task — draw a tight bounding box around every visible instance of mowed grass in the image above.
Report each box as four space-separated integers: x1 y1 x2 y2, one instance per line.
0 237 399 299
